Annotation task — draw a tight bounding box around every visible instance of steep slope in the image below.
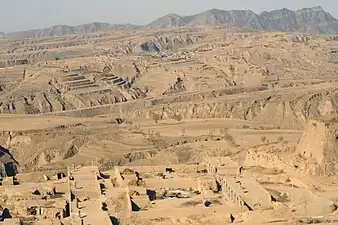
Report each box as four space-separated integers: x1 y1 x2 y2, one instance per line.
183 9 264 29
259 8 299 31
295 6 338 34
260 6 338 33
148 13 188 28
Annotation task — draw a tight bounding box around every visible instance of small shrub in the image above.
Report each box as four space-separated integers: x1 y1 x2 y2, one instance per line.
277 136 284 142
282 140 289 145
261 136 267 143
111 178 117 187
128 179 146 187
122 168 135 175
129 190 140 197
173 114 183 122
181 128 186 137
133 124 141 132
151 113 161 123
155 132 161 139
125 120 133 125
180 200 201 207
220 128 229 134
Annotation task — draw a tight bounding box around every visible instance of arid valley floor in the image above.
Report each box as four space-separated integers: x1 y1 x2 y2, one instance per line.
0 25 337 225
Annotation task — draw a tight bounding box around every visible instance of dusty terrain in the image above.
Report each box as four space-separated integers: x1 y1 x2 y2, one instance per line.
0 25 337 225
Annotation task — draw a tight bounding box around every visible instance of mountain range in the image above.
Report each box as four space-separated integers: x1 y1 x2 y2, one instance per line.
4 22 138 40
3 6 338 40
149 6 338 33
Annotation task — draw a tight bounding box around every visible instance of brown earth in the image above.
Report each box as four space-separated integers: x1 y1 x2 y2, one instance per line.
0 26 337 225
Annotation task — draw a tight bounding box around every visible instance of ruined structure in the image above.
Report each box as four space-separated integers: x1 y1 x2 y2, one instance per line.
65 166 111 224
25 200 67 220
0 218 22 225
204 156 238 176
217 177 273 211
243 149 290 172
296 117 338 176
203 157 273 211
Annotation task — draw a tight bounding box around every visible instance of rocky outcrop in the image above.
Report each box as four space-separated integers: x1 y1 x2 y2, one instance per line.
135 34 204 53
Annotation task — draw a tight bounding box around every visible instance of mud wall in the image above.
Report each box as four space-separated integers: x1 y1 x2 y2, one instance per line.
296 119 328 164
244 150 290 172
296 118 338 172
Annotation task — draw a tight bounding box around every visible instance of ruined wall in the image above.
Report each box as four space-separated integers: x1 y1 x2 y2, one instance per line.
322 121 338 172
297 118 338 164
296 117 338 176
244 146 324 176
244 149 290 172
296 119 328 163
114 167 125 187
217 176 272 211
197 176 218 192
221 179 247 210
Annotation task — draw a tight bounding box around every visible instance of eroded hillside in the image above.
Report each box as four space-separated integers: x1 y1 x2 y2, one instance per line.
0 29 338 120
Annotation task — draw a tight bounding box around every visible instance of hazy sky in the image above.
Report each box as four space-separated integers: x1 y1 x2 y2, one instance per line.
0 0 335 32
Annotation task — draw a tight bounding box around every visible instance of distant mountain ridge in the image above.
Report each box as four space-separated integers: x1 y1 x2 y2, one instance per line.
3 6 338 40
5 22 139 40
149 6 338 34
